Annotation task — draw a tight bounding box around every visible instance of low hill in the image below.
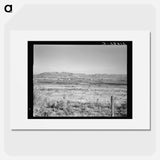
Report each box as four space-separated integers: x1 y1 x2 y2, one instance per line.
34 72 127 85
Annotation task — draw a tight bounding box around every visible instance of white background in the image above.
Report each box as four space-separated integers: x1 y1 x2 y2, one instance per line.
1 0 160 160
10 31 150 130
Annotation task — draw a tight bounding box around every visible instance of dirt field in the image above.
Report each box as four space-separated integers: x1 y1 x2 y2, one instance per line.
33 72 127 117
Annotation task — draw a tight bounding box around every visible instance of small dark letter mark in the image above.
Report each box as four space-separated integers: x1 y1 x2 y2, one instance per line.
4 4 12 13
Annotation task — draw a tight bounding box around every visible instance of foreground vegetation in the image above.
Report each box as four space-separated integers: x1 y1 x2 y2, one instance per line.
33 72 127 117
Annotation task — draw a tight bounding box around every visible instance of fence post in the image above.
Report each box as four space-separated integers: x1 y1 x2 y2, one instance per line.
111 96 114 117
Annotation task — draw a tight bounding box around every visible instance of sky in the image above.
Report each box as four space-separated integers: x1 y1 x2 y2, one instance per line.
33 44 127 74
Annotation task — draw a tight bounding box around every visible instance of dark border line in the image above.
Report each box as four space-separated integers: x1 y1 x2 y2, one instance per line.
28 41 131 45
28 42 33 119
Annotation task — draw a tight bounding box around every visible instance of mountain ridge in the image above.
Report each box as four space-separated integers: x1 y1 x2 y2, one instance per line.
34 72 127 85
34 71 127 77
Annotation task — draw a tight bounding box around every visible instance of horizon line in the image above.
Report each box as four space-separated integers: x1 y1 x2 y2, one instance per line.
34 71 127 75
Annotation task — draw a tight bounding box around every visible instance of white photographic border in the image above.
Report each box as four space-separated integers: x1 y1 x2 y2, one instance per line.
9 31 150 130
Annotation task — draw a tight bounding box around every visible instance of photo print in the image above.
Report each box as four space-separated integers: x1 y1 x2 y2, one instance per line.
28 41 132 119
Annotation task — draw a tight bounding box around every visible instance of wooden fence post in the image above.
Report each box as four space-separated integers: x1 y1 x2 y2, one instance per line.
111 96 114 117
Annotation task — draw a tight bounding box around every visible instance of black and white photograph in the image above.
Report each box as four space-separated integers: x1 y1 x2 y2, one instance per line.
28 41 132 119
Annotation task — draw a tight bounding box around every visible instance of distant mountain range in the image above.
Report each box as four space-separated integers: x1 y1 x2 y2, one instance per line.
34 72 127 85
34 71 126 78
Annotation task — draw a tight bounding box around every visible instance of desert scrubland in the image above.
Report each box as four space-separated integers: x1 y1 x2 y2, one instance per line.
33 72 127 117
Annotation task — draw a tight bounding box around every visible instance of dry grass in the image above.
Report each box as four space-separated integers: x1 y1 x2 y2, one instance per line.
33 85 127 117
